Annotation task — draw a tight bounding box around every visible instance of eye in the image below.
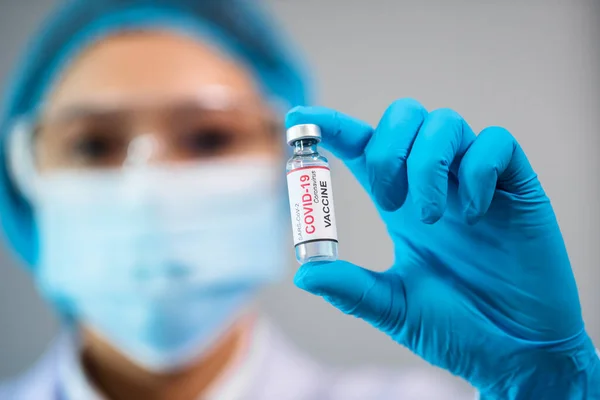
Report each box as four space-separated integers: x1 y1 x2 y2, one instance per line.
70 133 122 164
181 128 236 157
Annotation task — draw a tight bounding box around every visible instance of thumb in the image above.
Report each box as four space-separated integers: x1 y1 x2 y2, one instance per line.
294 260 406 334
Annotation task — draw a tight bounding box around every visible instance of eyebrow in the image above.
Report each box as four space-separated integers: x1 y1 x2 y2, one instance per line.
39 90 270 127
42 104 130 125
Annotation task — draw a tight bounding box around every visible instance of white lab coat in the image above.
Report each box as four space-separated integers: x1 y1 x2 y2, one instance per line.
0 319 474 399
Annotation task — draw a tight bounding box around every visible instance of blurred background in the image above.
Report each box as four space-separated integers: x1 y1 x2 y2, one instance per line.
0 0 598 381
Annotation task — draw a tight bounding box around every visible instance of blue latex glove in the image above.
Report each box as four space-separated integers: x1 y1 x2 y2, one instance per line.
286 100 600 399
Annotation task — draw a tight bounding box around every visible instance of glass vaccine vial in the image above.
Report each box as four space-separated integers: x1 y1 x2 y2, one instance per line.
286 124 338 264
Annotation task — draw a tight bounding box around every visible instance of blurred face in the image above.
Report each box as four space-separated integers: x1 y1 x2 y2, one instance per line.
26 31 288 372
38 31 282 171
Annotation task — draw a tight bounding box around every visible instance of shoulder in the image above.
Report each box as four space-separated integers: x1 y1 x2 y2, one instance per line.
248 320 328 399
258 322 474 400
322 366 474 400
0 338 63 400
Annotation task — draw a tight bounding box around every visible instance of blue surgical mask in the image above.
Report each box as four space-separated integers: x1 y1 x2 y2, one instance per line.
29 158 287 371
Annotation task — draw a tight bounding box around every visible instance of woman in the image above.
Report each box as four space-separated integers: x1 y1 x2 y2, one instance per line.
0 1 597 399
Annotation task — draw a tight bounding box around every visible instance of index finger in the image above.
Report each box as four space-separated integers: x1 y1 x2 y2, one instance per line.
285 106 373 161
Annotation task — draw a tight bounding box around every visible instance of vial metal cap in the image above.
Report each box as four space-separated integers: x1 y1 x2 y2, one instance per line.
286 124 322 146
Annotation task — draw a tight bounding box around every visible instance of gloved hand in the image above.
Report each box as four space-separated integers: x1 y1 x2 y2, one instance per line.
286 100 600 399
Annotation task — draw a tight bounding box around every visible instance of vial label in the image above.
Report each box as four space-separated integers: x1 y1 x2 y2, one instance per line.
287 166 338 246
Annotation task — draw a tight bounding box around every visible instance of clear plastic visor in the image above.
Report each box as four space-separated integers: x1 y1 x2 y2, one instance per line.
9 87 283 176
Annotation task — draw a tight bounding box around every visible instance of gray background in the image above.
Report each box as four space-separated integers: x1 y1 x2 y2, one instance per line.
0 0 598 382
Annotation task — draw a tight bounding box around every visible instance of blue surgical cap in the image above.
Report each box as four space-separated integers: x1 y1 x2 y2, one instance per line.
0 0 311 268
